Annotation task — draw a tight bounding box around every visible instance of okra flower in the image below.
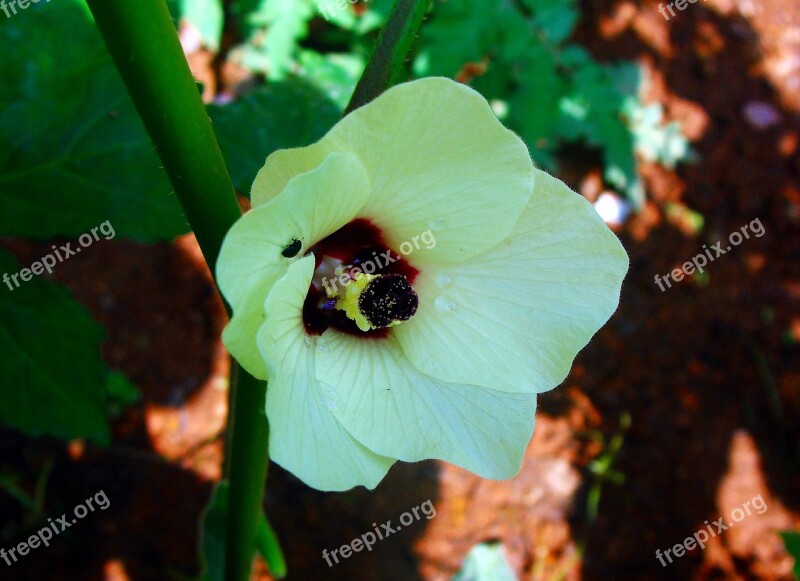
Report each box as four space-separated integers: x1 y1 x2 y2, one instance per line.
217 78 628 491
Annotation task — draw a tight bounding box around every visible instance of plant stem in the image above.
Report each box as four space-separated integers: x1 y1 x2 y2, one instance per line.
224 366 271 580
344 0 431 115
86 0 240 274
85 2 269 579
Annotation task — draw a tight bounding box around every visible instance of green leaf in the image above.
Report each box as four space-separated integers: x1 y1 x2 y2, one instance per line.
353 0 396 34
297 50 365 108
208 80 340 194
522 0 579 44
166 0 225 51
415 0 499 77
415 0 529 77
233 0 316 79
781 532 800 580
0 248 110 444
199 480 286 580
106 370 142 419
255 506 287 579
199 482 228 581
452 542 517 581
508 46 565 167
0 0 189 241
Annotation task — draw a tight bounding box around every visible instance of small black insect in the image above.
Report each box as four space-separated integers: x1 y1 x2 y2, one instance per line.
281 238 302 258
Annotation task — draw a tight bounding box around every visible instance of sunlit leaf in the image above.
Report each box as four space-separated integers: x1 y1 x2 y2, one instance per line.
233 0 316 79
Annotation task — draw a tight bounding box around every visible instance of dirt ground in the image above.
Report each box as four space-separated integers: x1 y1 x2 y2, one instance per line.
1 0 799 578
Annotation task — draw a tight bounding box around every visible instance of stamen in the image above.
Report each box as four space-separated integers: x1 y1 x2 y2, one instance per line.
358 274 418 329
332 273 418 332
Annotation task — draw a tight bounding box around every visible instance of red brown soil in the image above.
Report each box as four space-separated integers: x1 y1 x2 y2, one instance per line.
1 0 799 579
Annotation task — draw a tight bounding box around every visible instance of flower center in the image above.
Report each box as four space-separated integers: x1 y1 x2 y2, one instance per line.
301 219 419 338
334 272 418 332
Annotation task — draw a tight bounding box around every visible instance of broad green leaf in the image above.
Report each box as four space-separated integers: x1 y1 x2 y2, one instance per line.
167 0 225 51
199 480 286 580
208 81 340 194
0 0 189 241
0 248 110 444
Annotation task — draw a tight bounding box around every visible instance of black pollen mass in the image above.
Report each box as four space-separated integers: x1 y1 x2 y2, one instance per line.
358 274 419 329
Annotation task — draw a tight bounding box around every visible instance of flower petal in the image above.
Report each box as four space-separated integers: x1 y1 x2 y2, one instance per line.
314 331 538 479
217 151 371 311
221 276 272 379
218 151 371 380
395 169 629 393
258 256 396 491
251 78 534 264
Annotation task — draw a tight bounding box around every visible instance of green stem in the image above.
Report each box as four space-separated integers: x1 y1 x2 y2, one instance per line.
224 366 271 580
84 2 269 580
344 0 431 114
85 0 240 274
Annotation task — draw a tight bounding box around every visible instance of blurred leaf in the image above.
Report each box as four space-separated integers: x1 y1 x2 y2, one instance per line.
415 0 525 77
255 505 287 578
200 480 286 580
452 542 517 581
199 481 227 581
0 0 189 241
167 0 225 51
557 60 646 204
522 0 579 44
106 370 142 419
312 0 357 29
297 50 365 108
353 0 396 34
0 248 110 444
508 46 564 167
209 80 340 194
781 531 800 580
234 0 316 78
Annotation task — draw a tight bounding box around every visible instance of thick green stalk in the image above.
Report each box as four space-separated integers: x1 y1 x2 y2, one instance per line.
344 0 431 114
84 2 269 580
86 0 240 272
